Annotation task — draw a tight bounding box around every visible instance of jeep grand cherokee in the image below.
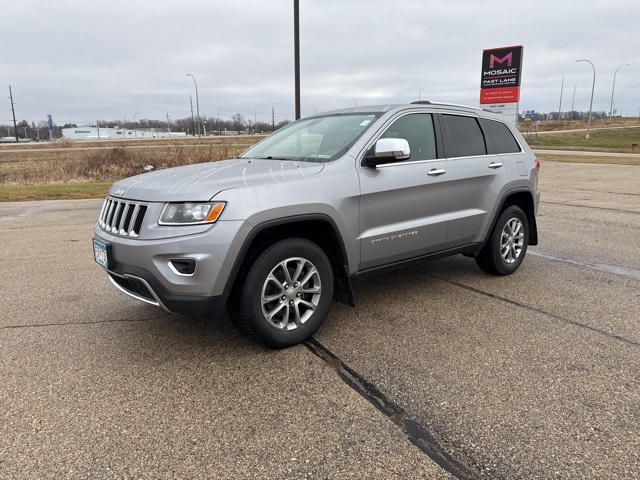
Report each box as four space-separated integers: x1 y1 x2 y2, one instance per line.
93 102 539 348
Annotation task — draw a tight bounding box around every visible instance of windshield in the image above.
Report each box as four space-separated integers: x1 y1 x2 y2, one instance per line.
240 113 382 162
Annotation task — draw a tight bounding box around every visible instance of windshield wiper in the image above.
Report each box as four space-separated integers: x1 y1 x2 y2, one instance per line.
254 156 296 161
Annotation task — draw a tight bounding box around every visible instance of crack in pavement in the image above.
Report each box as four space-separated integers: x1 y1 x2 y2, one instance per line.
305 337 478 480
528 250 640 281
428 276 639 349
0 313 173 330
571 188 640 197
540 200 640 215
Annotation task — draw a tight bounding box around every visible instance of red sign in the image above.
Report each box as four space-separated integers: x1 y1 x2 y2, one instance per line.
480 46 523 105
480 86 521 104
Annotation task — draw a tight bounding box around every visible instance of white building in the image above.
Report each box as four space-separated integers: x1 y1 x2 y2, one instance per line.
61 127 186 141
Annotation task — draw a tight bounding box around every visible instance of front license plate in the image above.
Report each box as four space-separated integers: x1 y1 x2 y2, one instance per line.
93 238 110 268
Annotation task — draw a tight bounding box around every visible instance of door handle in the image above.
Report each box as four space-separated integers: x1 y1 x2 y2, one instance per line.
427 168 447 176
488 162 503 169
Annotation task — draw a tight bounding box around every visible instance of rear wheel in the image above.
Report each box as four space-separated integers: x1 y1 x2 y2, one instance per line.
475 205 529 275
230 237 334 348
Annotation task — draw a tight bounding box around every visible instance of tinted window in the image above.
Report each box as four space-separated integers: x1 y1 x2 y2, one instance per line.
380 113 436 161
480 118 522 154
442 114 486 158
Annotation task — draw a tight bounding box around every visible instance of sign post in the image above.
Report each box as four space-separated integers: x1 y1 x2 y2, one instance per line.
479 45 524 125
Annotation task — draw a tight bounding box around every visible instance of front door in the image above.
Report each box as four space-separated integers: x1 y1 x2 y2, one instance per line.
357 113 450 270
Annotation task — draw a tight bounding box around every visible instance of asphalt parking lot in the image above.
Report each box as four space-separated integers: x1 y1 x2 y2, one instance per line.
1 160 639 479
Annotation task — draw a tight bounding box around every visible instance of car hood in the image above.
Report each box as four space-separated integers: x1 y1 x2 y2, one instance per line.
109 158 325 202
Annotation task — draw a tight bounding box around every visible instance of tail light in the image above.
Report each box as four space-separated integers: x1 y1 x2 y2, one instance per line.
534 158 540 171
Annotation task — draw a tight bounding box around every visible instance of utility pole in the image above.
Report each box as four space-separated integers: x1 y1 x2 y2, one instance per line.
9 86 18 142
557 71 564 123
47 114 53 141
272 107 275 131
166 112 170 133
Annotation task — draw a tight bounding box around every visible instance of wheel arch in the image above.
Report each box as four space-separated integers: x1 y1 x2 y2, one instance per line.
491 189 538 246
223 214 356 306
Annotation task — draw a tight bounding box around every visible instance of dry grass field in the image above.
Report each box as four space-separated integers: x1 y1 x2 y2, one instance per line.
0 136 263 201
1 123 638 201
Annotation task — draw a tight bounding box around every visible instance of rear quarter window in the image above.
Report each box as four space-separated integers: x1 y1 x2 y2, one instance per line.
480 118 522 154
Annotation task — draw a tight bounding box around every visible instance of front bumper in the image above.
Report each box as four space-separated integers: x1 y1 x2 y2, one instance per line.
93 219 250 317
105 268 228 317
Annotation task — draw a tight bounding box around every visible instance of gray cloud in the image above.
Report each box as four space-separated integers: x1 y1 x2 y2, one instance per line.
2 0 638 125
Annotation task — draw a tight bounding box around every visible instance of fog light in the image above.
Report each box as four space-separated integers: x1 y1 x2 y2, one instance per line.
167 258 197 276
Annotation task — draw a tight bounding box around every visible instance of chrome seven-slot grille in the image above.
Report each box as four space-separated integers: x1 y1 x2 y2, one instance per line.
99 197 148 237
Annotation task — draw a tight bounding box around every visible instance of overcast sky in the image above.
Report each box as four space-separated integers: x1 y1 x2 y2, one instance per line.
2 0 638 126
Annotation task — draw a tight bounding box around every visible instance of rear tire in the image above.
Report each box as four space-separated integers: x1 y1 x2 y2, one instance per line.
475 205 529 276
229 237 334 348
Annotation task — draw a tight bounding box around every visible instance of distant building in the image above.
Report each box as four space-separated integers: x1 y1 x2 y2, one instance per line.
0 137 33 143
61 127 186 141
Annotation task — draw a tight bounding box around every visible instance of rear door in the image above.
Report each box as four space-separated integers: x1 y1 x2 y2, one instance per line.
440 113 511 248
357 112 450 270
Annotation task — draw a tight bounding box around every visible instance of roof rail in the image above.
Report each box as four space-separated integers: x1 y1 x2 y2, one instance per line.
410 100 484 111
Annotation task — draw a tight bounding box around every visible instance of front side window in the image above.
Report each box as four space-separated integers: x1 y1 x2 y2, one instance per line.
442 114 487 158
240 113 381 163
379 113 437 161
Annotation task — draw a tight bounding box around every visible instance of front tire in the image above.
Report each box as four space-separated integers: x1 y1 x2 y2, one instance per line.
475 205 529 275
230 237 334 348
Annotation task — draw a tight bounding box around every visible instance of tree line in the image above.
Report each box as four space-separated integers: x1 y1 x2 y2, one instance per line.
0 113 293 141
518 111 611 122
0 110 624 141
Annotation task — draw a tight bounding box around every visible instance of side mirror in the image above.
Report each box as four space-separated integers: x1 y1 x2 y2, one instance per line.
365 138 410 167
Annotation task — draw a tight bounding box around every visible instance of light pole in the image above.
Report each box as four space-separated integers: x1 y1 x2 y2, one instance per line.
576 59 596 140
133 112 140 139
254 107 259 134
557 71 564 123
352 98 357 108
294 0 301 120
570 86 577 122
601 98 616 115
610 64 630 122
186 74 201 138
419 87 424 101
217 107 223 135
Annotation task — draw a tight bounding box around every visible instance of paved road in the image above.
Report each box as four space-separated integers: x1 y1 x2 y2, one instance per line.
1 161 639 479
534 148 640 158
533 124 640 135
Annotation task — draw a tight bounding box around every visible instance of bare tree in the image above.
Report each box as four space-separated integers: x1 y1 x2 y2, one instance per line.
230 113 246 133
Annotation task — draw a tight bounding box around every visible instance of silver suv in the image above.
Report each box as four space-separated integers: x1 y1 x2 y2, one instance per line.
93 102 540 347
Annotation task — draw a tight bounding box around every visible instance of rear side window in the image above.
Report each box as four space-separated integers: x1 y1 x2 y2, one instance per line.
441 114 486 158
480 118 522 154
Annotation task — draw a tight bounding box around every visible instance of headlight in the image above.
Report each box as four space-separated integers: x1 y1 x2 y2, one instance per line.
159 202 226 225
